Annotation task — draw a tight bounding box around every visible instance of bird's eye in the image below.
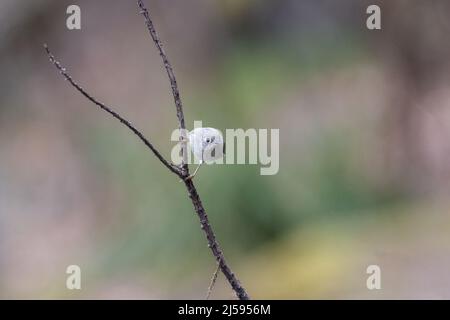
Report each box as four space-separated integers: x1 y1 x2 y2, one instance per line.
206 138 210 143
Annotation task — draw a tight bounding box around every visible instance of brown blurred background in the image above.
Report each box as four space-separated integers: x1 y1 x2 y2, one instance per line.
1 0 450 299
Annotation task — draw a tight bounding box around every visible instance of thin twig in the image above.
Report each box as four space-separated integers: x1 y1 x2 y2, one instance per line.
137 0 185 131
43 44 181 177
206 262 220 300
137 0 189 172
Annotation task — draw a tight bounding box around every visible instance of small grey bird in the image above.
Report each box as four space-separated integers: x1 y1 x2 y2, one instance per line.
185 127 224 180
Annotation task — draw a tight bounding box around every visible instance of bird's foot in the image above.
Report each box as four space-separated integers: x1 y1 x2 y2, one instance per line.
180 174 195 182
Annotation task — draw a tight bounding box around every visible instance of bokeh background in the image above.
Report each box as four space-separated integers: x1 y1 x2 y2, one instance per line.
1 0 450 299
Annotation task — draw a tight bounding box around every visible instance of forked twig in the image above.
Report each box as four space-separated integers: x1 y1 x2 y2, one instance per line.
44 0 250 300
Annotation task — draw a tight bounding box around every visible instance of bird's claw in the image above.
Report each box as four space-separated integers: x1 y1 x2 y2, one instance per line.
180 174 195 182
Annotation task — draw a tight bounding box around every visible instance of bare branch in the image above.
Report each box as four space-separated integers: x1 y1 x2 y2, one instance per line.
44 44 181 177
44 1 250 300
137 0 186 131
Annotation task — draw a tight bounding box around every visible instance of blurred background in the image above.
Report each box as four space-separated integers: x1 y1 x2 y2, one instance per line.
1 0 450 299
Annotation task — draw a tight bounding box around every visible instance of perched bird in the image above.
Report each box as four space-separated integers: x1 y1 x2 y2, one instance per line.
185 127 224 180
